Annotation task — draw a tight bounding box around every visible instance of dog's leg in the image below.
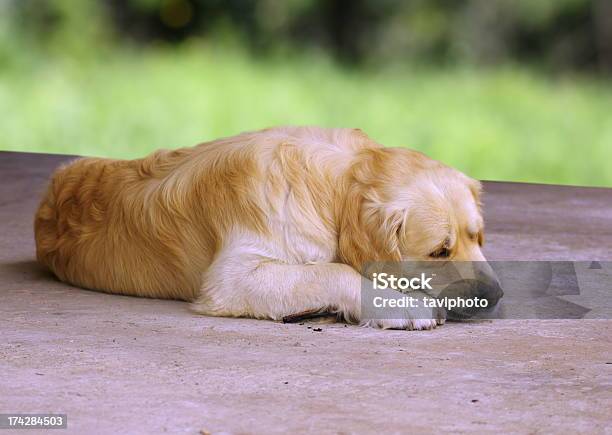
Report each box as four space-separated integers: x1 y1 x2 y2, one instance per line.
193 257 362 323
191 239 444 330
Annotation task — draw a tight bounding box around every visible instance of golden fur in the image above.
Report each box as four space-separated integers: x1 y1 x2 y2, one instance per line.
35 126 488 330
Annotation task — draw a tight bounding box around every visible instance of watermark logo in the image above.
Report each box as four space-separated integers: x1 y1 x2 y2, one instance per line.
361 261 612 320
371 272 434 291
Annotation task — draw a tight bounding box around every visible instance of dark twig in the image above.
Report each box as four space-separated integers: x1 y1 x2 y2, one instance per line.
282 309 334 323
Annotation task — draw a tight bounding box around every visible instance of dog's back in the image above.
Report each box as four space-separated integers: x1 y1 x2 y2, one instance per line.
34 126 380 300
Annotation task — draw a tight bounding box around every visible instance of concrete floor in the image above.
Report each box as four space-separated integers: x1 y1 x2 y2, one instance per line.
1 151 611 434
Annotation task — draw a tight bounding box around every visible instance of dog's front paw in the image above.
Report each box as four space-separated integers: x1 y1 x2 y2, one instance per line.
366 317 442 330
362 304 446 331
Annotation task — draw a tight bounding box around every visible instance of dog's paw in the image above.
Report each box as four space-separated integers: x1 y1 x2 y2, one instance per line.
365 317 442 331
362 305 446 331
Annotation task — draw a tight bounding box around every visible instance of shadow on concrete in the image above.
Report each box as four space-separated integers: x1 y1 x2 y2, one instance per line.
0 259 57 285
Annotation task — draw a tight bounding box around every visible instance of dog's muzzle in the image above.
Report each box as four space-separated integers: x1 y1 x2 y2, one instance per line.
435 262 504 320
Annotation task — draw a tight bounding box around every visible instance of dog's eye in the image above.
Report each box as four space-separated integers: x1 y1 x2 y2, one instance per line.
429 247 450 258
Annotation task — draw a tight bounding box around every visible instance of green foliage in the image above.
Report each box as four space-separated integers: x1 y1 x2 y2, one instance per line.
1 43 610 187
2 0 606 68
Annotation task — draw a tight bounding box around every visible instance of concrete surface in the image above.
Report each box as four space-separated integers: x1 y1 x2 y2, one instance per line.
1 151 611 434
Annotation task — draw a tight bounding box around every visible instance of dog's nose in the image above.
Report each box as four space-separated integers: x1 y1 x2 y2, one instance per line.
437 270 504 320
479 279 503 308
475 267 504 307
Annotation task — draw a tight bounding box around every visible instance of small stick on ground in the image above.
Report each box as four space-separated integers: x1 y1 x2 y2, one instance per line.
282 309 334 324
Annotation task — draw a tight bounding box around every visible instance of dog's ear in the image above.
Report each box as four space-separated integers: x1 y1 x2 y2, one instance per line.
338 182 405 271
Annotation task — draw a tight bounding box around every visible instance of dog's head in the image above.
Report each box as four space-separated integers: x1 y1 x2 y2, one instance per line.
339 147 503 311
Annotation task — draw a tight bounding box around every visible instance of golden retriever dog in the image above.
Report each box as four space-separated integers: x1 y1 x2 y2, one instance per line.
34 126 502 330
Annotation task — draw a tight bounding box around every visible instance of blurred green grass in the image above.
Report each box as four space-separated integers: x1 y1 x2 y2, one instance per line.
1 45 611 187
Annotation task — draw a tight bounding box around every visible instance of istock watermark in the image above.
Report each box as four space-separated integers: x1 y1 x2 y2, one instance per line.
361 261 612 320
371 272 434 291
371 295 489 310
